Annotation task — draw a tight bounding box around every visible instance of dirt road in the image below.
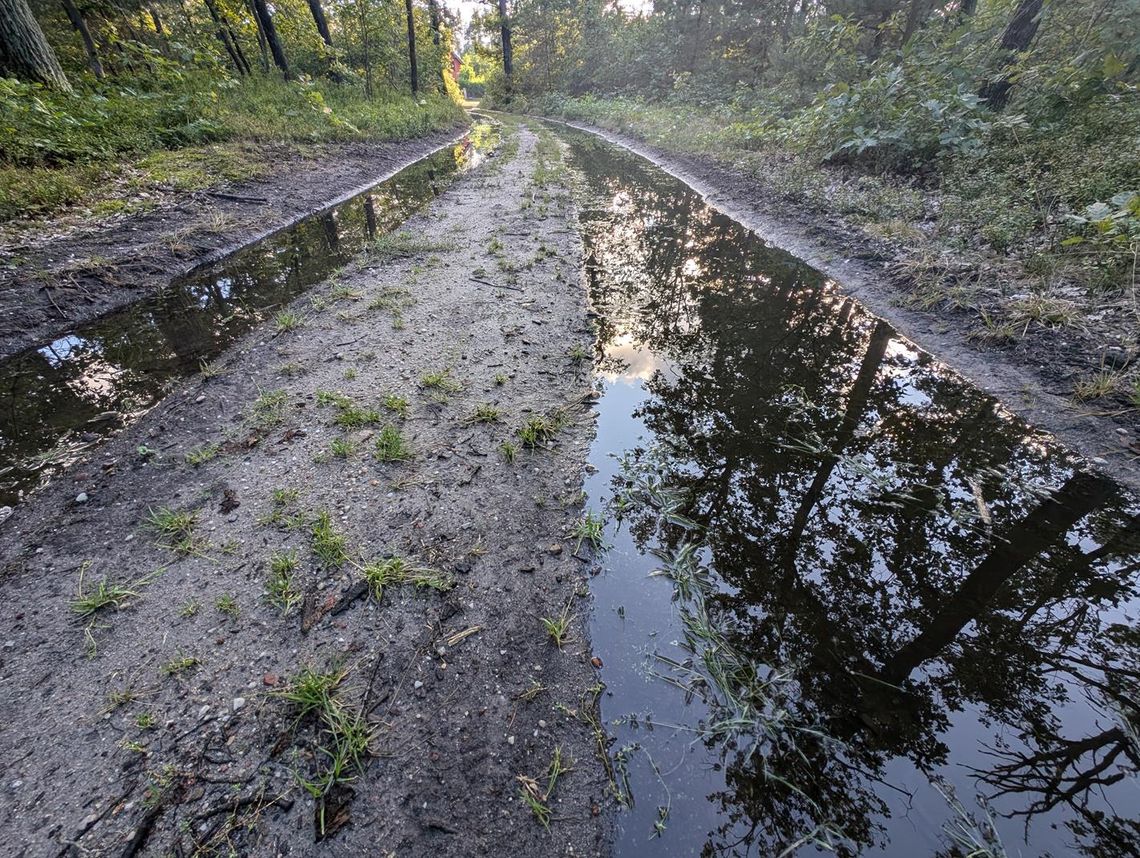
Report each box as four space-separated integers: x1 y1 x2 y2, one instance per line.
0 121 610 856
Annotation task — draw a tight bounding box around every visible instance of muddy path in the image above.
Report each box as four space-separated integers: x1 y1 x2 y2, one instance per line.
0 122 611 856
0 129 468 359
533 116 1140 494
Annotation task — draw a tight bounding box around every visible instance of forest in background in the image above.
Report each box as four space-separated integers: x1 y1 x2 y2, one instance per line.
0 0 465 222
467 0 1138 382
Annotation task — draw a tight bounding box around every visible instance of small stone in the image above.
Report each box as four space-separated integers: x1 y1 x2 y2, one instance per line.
195 394 206 403
0 506 13 525
75 492 89 503
547 543 563 555
413 680 424 689
263 673 279 686
507 736 515 746
538 719 547 728
1091 457 1108 466
197 705 210 719
232 697 246 712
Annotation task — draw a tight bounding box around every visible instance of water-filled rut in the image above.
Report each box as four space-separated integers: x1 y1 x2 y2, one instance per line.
554 125 1140 857
0 136 482 507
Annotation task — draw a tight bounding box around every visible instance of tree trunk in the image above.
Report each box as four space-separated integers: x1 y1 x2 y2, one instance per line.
902 0 930 43
250 0 289 78
203 0 247 74
247 0 268 71
0 0 72 90
60 0 103 79
497 0 511 93
228 17 251 74
879 470 1114 685
307 0 333 46
978 0 1043 110
404 0 418 93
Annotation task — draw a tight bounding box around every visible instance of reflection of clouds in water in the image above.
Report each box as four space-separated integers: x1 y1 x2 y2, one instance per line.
65 356 123 404
602 332 672 383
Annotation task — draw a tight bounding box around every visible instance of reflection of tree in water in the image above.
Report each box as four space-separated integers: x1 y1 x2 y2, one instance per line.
575 139 1140 855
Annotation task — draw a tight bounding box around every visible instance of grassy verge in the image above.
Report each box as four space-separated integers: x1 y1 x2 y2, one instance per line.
0 74 465 224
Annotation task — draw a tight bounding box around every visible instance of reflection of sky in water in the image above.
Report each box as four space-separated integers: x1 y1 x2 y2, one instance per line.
38 334 92 366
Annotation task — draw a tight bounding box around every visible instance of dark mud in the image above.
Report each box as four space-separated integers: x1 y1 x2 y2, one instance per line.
0 129 466 359
539 117 1140 495
0 122 611 856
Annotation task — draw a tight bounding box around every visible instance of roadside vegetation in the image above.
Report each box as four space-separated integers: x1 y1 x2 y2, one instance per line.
0 0 466 224
465 0 1138 380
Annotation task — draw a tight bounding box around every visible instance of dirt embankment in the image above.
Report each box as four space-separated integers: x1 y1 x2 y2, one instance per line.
0 123 611 856
539 117 1140 495
0 129 467 359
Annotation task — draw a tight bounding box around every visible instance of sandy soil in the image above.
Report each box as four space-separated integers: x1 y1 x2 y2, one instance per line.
0 130 467 359
539 117 1140 494
0 122 611 856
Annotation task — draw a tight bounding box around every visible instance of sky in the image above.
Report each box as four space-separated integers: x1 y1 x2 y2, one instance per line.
440 0 653 47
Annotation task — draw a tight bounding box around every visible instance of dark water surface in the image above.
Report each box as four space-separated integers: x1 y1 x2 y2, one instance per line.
0 137 480 506
558 127 1140 857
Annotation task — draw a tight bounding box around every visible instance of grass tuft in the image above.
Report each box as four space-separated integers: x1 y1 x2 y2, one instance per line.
373 425 413 462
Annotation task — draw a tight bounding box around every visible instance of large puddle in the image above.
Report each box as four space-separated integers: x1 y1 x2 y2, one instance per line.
558 127 1140 856
0 135 485 506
